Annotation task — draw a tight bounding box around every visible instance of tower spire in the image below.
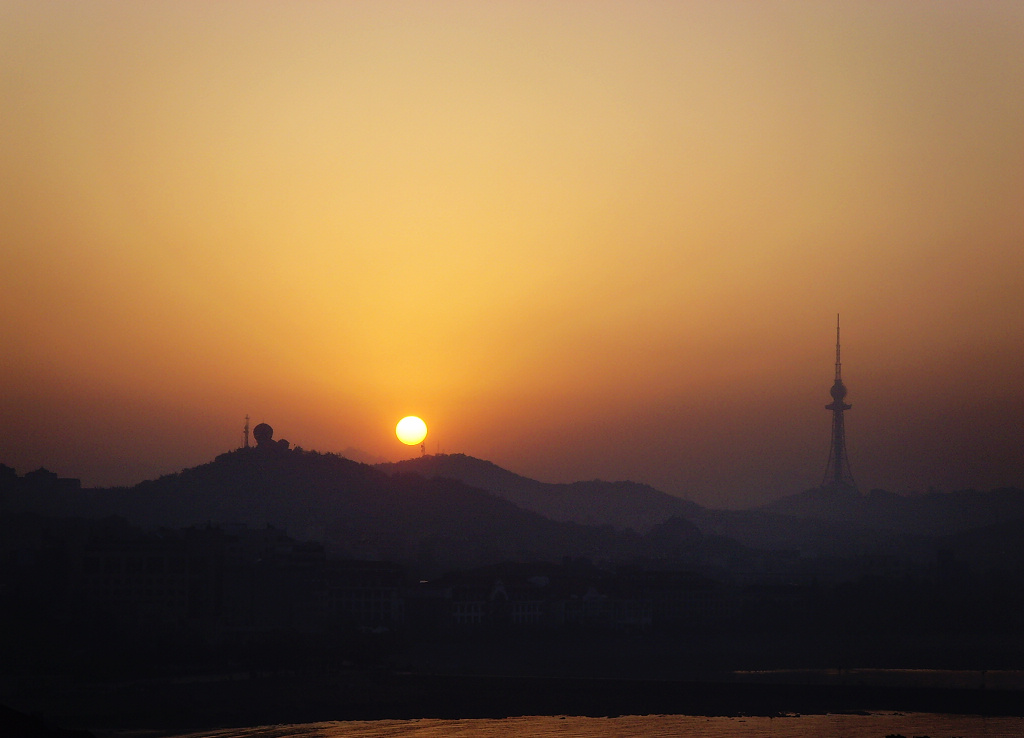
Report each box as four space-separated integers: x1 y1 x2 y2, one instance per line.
834 313 842 382
822 314 856 491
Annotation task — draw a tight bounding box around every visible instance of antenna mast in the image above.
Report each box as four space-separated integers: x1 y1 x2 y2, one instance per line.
834 314 842 382
243 414 250 449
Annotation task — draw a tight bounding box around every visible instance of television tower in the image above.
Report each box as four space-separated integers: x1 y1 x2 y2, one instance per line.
822 314 856 491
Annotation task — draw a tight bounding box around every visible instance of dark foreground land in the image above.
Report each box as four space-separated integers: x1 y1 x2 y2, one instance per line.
6 670 1024 736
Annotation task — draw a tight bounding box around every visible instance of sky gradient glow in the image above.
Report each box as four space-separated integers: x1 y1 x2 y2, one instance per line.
3 1 1022 507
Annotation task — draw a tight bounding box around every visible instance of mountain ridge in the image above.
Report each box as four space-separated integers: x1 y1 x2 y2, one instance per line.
0 448 708 573
3 448 1023 569
377 453 704 533
375 452 1024 559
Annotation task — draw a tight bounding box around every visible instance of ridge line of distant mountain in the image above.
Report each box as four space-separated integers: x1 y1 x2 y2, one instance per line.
375 453 1024 537
376 453 705 534
3 449 1023 566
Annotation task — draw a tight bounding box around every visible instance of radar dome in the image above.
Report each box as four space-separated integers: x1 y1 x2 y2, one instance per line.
830 381 848 400
253 423 274 446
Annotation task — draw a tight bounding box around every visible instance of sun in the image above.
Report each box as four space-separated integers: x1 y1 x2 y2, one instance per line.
395 416 428 445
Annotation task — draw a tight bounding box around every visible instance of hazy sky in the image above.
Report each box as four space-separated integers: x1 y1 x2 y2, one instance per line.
3 1 1022 507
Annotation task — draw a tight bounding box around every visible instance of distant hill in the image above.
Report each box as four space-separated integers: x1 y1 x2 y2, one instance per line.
5 446 1022 573
372 455 903 557
683 484 1024 560
377 454 704 533
765 485 1024 536
0 448 706 573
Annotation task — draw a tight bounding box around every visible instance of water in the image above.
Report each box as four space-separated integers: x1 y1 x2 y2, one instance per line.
120 713 1024 738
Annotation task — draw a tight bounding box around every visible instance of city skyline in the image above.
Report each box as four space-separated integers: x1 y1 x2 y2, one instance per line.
2 2 1022 507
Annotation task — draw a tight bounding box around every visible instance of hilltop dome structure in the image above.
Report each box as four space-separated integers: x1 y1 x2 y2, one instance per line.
252 423 274 447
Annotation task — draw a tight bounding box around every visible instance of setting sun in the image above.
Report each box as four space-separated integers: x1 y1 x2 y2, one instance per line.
396 416 428 446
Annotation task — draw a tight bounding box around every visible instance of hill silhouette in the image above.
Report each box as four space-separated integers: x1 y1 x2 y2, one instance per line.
0 448 711 573
374 454 1024 565
4 447 1023 570
765 485 1024 536
377 453 704 533
371 454 930 557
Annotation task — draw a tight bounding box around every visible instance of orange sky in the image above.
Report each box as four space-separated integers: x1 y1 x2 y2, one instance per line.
2 1 1022 507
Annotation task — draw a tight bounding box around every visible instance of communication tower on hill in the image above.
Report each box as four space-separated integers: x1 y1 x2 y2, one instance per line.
822 315 857 491
243 415 250 449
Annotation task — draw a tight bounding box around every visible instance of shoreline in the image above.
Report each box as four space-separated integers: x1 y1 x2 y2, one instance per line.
7 670 1024 735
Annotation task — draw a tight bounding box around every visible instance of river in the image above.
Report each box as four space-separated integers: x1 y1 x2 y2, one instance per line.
108 712 1024 738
